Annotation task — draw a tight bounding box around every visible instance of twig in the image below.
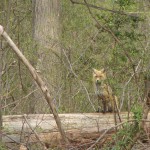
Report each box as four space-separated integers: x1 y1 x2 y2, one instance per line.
1 60 16 76
87 119 150 150
125 79 150 149
2 89 38 109
87 120 128 150
120 60 142 109
23 114 48 150
62 48 96 111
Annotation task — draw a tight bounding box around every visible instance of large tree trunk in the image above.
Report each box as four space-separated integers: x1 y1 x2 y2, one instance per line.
31 0 61 113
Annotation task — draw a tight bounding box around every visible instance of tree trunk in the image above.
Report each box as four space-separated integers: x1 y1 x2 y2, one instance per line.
32 0 61 113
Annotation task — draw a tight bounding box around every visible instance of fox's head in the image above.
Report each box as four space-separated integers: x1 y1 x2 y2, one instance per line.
93 68 106 85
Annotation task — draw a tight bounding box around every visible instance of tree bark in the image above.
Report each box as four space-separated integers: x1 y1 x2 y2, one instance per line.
32 0 61 113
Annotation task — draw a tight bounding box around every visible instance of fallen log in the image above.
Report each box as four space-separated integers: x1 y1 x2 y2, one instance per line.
2 112 150 145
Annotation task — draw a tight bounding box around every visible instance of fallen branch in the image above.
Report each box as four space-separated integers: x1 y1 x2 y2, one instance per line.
0 25 68 144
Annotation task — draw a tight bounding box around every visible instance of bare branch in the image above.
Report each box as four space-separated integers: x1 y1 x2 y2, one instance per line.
0 25 69 144
23 114 48 150
70 0 139 17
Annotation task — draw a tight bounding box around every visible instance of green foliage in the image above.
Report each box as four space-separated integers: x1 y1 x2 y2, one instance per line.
0 143 7 150
0 0 149 114
61 0 147 112
105 123 139 149
0 0 39 114
132 105 143 123
104 106 143 149
0 0 149 149
114 0 136 8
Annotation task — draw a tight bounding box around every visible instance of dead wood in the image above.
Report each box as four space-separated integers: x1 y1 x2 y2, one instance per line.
2 113 150 145
0 25 68 144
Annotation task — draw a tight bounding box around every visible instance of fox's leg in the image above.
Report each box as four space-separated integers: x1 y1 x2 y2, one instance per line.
97 95 105 113
102 100 107 113
104 102 107 113
107 96 115 112
97 98 101 112
108 102 113 112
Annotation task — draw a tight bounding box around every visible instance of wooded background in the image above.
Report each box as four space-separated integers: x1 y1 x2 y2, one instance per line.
0 0 150 149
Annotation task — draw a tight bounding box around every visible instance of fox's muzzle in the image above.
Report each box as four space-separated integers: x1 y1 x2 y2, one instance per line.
96 80 101 85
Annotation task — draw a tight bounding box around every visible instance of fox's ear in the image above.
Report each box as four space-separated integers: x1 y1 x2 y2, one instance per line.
93 68 98 74
101 68 106 73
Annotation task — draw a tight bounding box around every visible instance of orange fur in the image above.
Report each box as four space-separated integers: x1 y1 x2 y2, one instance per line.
93 68 119 113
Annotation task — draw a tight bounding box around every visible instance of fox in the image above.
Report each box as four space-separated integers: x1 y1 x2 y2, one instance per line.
93 68 119 113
